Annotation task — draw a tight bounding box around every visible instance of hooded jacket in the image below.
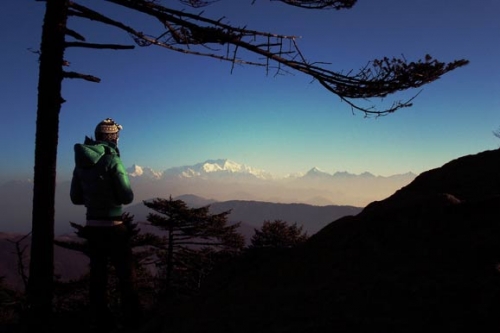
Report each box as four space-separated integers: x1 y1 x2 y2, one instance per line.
70 138 133 220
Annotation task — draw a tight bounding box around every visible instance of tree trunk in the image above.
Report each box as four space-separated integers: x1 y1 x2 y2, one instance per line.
26 0 68 328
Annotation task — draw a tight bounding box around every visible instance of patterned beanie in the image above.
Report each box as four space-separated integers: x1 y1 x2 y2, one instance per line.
94 118 122 143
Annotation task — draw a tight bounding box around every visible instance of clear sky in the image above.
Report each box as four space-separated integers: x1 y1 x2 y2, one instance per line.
1 0 499 185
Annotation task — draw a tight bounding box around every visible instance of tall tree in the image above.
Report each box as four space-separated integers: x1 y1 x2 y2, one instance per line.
27 0 68 328
144 197 244 291
29 0 468 322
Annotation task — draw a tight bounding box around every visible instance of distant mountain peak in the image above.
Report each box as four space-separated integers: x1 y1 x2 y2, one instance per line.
305 167 331 178
310 167 324 173
124 159 415 188
163 159 273 180
127 164 162 179
201 159 241 173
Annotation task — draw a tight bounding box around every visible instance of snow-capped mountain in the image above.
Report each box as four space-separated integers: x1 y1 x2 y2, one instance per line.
127 159 414 182
138 159 275 180
122 158 417 208
127 164 162 179
0 158 418 236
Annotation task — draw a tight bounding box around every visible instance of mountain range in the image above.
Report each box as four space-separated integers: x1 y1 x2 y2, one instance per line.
126 159 416 206
0 159 415 235
127 158 414 182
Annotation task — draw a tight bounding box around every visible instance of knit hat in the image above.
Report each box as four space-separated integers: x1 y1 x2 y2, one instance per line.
94 118 122 143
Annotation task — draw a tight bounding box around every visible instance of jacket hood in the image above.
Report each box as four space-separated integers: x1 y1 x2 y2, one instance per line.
74 139 117 168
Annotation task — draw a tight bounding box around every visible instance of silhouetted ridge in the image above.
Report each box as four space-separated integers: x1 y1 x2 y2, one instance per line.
368 148 500 205
166 148 500 333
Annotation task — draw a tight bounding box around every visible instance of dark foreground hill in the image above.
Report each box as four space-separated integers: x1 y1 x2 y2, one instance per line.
163 148 500 333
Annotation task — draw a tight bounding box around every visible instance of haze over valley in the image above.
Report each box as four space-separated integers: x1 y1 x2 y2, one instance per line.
0 159 415 235
127 159 416 206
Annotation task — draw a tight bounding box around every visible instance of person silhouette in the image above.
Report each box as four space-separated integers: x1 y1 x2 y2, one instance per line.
70 118 142 331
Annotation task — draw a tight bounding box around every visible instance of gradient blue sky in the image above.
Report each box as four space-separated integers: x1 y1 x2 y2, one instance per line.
1 0 499 185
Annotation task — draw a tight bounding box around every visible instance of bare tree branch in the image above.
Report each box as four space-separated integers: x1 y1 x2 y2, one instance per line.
8 233 31 291
272 0 357 10
179 0 221 8
63 71 101 82
65 27 85 41
493 127 500 140
65 41 135 50
63 0 468 115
